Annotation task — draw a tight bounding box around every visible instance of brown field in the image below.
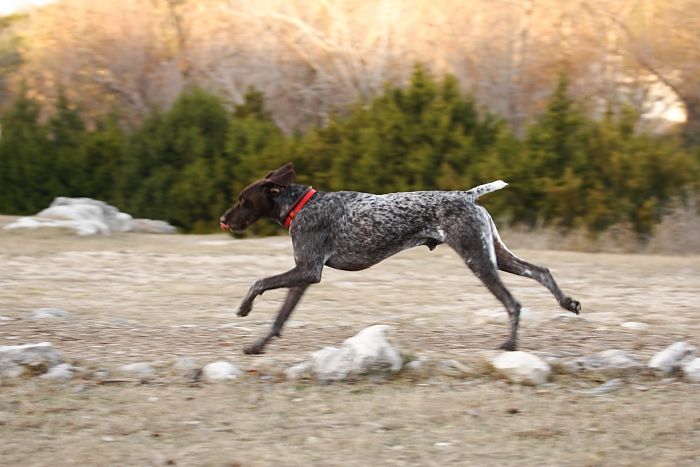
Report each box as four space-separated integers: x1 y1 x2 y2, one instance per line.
1 218 699 466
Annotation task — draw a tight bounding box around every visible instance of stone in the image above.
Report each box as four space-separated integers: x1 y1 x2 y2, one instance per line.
434 359 472 378
41 363 84 380
130 218 177 234
491 351 551 385
559 349 643 376
681 358 700 383
3 197 175 236
648 342 696 375
577 379 624 395
285 361 313 381
308 325 402 382
620 321 650 330
0 342 63 378
27 308 70 320
172 357 200 379
202 361 243 382
119 362 156 381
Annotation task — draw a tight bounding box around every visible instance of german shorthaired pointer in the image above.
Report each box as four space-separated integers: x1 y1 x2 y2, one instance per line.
220 163 581 354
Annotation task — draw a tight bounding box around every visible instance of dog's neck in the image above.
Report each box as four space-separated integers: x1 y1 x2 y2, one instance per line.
273 184 313 225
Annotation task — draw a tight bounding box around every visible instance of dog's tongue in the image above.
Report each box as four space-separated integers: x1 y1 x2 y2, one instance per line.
220 222 228 230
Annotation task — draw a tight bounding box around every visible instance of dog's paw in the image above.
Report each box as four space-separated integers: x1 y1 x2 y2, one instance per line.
564 297 582 315
498 340 517 351
237 302 252 317
243 343 264 355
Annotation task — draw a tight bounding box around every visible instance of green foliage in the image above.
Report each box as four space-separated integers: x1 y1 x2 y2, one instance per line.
0 90 50 213
295 66 508 199
0 72 697 237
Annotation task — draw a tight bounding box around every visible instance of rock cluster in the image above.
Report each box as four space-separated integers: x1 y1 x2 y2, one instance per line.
1 333 697 387
3 197 176 235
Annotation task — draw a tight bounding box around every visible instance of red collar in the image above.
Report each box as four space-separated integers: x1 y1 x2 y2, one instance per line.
283 187 317 229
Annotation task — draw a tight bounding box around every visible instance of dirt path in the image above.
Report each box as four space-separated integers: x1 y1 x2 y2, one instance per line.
1 227 699 466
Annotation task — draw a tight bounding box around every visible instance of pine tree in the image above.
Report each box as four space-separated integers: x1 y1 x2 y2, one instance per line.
0 91 49 213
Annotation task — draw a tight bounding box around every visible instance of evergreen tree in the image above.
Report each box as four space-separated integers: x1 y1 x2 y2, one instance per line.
47 90 87 196
0 91 49 213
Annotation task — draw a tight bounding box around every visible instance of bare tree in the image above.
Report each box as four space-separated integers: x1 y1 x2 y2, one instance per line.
8 0 698 135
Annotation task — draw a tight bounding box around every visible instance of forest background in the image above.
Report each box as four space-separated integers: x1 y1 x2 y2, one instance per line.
0 0 698 237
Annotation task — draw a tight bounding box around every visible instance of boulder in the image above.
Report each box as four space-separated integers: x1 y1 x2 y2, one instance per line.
3 197 175 236
648 342 696 375
308 325 402 382
130 218 177 234
288 325 402 383
0 342 63 378
202 361 243 382
491 351 551 385
681 358 700 383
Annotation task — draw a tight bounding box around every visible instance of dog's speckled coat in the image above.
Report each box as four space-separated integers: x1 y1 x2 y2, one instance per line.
220 163 581 354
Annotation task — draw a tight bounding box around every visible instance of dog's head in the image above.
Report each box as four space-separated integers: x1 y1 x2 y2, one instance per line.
219 162 296 233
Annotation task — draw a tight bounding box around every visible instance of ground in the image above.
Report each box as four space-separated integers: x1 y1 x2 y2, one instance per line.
1 219 699 466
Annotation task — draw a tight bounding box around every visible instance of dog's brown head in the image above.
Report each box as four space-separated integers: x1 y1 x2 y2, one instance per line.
220 163 296 232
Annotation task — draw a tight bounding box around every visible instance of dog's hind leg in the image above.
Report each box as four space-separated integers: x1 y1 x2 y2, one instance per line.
446 222 523 351
243 285 309 355
482 210 581 315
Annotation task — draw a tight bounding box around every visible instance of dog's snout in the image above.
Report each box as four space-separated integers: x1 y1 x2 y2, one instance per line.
219 216 228 230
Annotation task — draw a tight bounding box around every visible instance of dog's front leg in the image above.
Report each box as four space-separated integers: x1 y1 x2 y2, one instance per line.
243 285 309 354
237 263 322 317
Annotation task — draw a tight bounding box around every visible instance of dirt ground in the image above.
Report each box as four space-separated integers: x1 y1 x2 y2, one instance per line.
1 219 699 466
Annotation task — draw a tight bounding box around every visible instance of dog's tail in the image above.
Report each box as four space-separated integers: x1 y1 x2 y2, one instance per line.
467 180 508 199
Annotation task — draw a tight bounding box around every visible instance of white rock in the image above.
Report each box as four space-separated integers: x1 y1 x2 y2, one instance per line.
0 362 24 378
551 349 643 376
309 325 402 382
130 219 177 234
3 197 175 236
285 362 313 381
42 197 133 233
41 363 83 380
406 360 422 371
681 358 700 383
648 342 696 375
27 308 70 320
435 359 472 378
0 342 63 378
202 361 243 382
577 379 624 395
172 357 200 378
621 322 650 331
491 351 551 385
119 362 156 381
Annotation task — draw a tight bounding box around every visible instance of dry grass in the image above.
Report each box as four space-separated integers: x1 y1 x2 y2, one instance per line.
1 219 699 466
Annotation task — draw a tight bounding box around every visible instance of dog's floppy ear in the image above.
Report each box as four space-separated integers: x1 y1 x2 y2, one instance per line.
264 162 296 186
